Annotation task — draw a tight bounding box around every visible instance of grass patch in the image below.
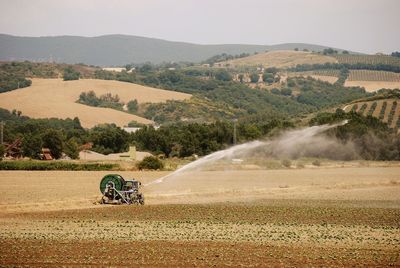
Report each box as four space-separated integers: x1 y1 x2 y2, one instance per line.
0 160 119 171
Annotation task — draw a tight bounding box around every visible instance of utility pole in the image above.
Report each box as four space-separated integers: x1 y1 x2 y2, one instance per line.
233 119 238 145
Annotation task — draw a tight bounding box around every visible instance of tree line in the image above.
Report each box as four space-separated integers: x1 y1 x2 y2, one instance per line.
289 62 400 73
1 106 399 161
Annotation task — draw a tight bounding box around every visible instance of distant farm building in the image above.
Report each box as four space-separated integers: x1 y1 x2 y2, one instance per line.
41 148 53 160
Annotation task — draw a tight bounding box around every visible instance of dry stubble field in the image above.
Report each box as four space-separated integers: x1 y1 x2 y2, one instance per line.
0 79 191 128
0 166 400 266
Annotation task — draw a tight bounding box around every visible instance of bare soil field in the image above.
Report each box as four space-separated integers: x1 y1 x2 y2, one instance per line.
0 78 191 128
1 166 399 266
344 80 400 92
222 50 338 68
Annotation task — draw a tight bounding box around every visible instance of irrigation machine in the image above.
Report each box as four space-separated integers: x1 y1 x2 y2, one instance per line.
99 174 145 205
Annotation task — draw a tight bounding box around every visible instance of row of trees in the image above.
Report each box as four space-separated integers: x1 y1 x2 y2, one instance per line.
2 106 399 161
78 91 138 113
290 62 400 73
311 109 400 160
202 53 251 65
0 108 134 159
132 119 293 157
0 107 293 159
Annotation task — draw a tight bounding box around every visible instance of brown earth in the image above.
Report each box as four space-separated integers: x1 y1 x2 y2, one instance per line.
0 78 191 128
344 81 400 92
1 166 399 266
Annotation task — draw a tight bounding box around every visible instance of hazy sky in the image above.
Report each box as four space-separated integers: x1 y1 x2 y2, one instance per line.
0 0 399 54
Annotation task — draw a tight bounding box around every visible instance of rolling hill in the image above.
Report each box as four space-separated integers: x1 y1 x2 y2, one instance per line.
221 50 338 68
0 78 191 128
0 34 354 66
344 70 400 92
343 98 400 129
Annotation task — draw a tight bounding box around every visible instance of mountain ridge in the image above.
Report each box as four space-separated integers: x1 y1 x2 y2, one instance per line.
0 34 358 66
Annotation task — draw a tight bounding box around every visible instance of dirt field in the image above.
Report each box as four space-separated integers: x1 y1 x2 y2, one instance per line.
222 50 338 68
344 80 400 92
0 78 191 128
1 166 399 266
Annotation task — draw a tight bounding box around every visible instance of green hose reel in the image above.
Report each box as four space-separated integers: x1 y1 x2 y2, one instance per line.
99 174 125 193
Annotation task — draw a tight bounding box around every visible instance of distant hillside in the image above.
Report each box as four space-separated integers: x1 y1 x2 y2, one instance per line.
0 34 355 66
220 50 338 68
344 98 400 129
0 78 191 128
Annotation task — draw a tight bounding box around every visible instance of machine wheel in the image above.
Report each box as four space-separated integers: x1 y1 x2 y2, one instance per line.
139 195 145 205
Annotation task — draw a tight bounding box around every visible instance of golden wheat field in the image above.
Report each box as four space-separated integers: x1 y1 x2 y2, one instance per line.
0 166 400 266
222 50 338 68
0 78 191 128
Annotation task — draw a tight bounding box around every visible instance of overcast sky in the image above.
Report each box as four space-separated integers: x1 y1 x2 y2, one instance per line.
0 0 398 54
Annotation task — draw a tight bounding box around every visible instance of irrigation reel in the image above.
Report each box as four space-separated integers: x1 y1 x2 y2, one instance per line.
99 174 144 205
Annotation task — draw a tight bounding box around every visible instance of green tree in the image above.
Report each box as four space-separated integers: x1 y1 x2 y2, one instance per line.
391 51 400 58
250 73 259 83
42 129 64 159
90 124 129 154
63 66 80 81
136 156 164 170
0 144 5 160
139 63 154 73
214 70 232 81
262 72 274 84
281 88 292 96
323 48 338 55
270 88 280 94
22 134 42 159
64 138 79 159
127 99 139 113
264 67 278 74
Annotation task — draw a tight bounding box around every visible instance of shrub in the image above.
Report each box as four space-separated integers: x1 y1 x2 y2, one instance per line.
214 70 232 81
127 99 139 113
0 144 5 160
0 161 118 170
312 160 321 166
63 66 80 81
137 156 164 170
281 159 292 168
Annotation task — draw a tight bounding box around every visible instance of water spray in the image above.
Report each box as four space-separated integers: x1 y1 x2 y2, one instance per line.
144 120 348 187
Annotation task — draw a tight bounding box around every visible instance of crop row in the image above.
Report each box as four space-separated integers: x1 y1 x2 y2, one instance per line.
334 55 400 67
388 101 397 125
348 100 399 128
348 70 400 81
